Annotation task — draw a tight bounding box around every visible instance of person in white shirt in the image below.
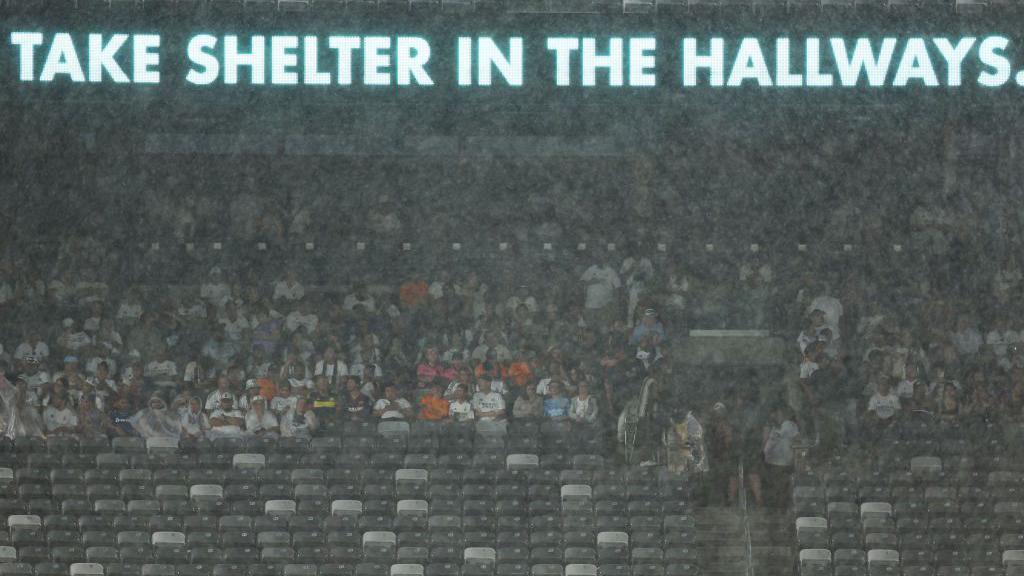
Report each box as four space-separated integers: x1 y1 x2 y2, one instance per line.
270 381 298 417
807 290 843 341
867 378 901 422
580 261 622 328
313 347 348 387
244 397 279 436
471 378 506 422
205 376 247 413
373 385 414 421
895 364 922 399
145 350 179 390
280 399 318 439
285 303 318 335
272 271 305 302
208 396 246 439
219 303 251 343
504 285 538 317
57 319 91 353
200 268 232 308
13 332 49 364
448 384 475 423
42 395 78 435
342 284 376 313
569 383 599 424
179 396 210 441
758 405 800 507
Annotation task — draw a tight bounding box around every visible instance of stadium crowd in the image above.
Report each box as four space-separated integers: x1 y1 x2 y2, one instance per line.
0 247 1020 507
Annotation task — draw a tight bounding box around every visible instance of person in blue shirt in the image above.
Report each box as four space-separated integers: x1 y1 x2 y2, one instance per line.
629 309 667 347
543 381 570 421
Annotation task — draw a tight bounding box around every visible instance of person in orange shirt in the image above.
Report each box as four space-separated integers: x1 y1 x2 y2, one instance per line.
399 275 430 310
507 357 533 389
418 381 450 422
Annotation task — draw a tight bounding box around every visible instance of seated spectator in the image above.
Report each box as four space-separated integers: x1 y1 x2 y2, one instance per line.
418 381 449 422
416 347 454 384
471 378 506 422
448 384 475 423
13 331 49 365
314 346 348 387
280 398 317 439
866 378 901 439
543 381 571 421
42 394 78 436
179 396 210 441
130 394 181 440
145 349 179 391
208 396 246 439
936 382 962 421
512 384 543 420
245 396 279 436
273 270 305 302
270 380 297 418
374 385 414 421
77 394 115 437
310 376 342 424
341 377 371 421
569 382 599 425
205 375 240 412
107 394 136 436
444 366 473 401
896 363 922 399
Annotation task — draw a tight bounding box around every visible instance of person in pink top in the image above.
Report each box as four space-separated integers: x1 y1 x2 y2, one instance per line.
416 347 455 383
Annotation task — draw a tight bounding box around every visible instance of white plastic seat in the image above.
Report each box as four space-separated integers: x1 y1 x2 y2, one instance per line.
565 565 598 576
0 469 13 483
189 484 224 501
867 549 899 569
0 547 16 563
1005 550 1024 567
364 531 398 546
597 532 629 547
70 563 105 576
561 485 593 502
796 516 828 545
860 502 892 520
390 565 424 576
395 469 428 484
464 548 497 562
6 515 41 528
397 500 428 517
151 532 186 547
331 500 363 516
476 420 507 437
233 453 266 469
799 549 832 567
265 500 297 515
506 454 539 470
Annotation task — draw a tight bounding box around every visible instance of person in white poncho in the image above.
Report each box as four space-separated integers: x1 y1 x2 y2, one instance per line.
130 394 181 440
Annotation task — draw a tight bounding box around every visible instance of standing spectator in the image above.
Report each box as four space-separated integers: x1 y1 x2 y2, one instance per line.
760 405 800 508
343 283 377 313
310 376 342 425
865 377 901 441
580 260 622 329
